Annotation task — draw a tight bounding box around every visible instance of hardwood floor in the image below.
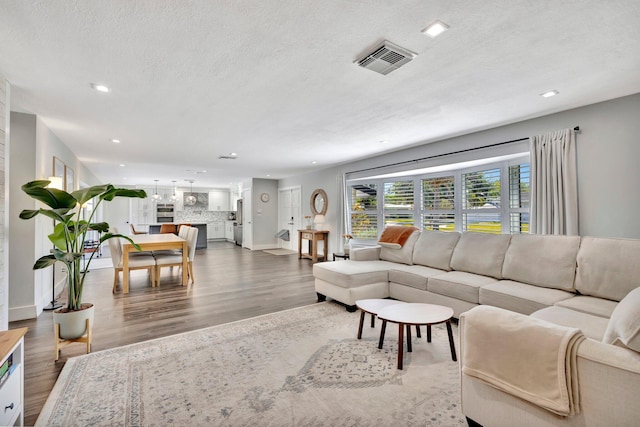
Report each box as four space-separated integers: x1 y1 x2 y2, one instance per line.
11 242 321 426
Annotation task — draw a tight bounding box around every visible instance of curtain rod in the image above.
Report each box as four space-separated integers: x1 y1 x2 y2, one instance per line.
347 126 581 176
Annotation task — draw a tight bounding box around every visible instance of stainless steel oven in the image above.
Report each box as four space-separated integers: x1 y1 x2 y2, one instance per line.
156 204 174 223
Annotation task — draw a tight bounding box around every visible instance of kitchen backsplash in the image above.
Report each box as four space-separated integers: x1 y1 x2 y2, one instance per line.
176 207 235 223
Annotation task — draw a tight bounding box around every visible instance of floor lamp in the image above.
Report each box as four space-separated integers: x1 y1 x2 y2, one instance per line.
43 176 63 311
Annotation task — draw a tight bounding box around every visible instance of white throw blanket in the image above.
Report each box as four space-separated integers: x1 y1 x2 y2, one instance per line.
460 305 585 416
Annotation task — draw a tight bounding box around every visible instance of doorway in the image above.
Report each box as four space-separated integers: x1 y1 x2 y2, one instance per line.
278 186 301 252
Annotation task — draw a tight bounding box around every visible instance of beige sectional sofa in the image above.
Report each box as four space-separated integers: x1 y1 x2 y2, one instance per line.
312 230 640 426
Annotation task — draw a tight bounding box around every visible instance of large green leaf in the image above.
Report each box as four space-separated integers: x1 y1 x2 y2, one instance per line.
101 187 147 201
33 254 57 270
71 185 111 207
88 222 110 232
21 180 77 209
19 207 74 223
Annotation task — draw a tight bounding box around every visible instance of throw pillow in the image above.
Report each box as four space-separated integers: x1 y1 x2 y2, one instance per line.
603 286 640 352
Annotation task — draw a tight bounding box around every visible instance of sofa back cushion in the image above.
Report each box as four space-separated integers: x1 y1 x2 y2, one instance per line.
379 230 420 265
450 233 511 279
502 234 580 291
412 231 461 271
575 237 640 301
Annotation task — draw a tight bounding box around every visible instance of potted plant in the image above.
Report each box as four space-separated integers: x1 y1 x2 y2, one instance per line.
20 180 147 339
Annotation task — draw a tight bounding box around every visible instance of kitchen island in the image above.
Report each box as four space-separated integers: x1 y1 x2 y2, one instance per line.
148 223 207 249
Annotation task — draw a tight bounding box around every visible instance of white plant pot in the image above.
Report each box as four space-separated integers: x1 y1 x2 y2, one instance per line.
53 304 94 340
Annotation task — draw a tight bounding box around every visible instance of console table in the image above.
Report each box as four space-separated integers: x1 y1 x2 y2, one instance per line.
0 327 27 426
298 229 329 263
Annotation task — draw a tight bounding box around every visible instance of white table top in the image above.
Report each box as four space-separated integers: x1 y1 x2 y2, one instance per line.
377 303 454 325
356 299 406 315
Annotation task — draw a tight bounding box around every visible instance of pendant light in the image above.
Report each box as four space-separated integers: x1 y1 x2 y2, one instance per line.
152 179 161 201
169 180 177 202
185 180 196 205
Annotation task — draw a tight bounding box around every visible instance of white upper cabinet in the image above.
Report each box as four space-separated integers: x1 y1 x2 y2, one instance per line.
174 190 184 211
208 190 230 211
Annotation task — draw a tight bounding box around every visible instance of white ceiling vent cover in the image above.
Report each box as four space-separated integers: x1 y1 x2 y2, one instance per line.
355 41 417 75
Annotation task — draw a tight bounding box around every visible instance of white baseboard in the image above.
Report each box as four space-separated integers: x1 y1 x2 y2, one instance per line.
9 304 39 322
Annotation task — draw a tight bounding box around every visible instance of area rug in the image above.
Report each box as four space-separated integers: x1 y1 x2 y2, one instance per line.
263 248 298 256
37 302 465 426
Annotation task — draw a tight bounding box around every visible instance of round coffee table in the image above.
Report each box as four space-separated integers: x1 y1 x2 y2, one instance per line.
355 299 408 348
377 303 456 370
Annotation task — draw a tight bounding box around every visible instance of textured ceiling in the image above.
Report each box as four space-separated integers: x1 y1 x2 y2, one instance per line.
1 0 639 189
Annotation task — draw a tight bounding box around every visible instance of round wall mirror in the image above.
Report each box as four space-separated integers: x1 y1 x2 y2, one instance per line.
310 189 328 216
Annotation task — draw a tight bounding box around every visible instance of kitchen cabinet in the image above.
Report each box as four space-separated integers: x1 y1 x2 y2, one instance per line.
130 187 154 225
208 190 230 211
225 221 235 241
207 221 225 240
174 190 183 211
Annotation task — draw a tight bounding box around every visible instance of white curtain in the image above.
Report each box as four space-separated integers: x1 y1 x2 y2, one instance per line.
529 128 579 235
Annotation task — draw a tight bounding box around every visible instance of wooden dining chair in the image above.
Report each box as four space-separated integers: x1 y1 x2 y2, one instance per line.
108 236 156 292
154 226 198 287
130 224 147 235
160 224 178 234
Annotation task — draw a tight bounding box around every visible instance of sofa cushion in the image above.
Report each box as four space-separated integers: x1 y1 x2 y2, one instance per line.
428 271 498 304
312 261 393 289
501 234 580 291
479 280 575 315
575 236 640 301
450 232 511 279
603 286 640 352
412 231 461 271
379 230 420 265
554 296 618 318
531 306 609 341
388 264 446 291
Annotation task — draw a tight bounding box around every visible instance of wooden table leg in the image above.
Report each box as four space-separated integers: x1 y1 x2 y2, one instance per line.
446 320 457 361
370 313 375 328
357 310 365 339
406 324 412 353
181 240 188 286
416 325 421 338
397 323 404 370
378 320 387 349
427 324 432 342
123 247 129 294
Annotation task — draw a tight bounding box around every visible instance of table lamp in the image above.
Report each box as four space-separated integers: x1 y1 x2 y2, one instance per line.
313 214 325 229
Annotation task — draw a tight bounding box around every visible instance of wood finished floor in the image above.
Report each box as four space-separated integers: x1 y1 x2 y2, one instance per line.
11 241 323 426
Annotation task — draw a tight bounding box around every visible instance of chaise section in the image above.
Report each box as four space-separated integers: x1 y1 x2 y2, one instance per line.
554 296 618 318
480 280 575 315
313 260 395 309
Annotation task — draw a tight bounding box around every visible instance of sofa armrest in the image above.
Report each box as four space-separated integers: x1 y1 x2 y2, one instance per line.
350 246 381 261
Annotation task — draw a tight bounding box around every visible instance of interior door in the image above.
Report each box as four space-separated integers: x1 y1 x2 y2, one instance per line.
278 186 301 252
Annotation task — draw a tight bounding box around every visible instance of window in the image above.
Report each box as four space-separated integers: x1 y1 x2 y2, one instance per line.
383 180 414 227
422 176 455 231
346 156 530 240
462 168 501 234
349 183 378 239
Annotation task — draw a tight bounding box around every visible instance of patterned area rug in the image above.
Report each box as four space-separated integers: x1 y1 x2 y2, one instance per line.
37 302 465 426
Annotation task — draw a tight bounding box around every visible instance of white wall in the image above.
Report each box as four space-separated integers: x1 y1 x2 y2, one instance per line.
250 178 279 250
279 93 640 256
8 113 101 321
0 76 9 330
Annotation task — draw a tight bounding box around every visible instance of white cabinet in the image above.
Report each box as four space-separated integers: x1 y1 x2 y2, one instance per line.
207 222 225 240
225 221 235 241
130 187 154 225
208 190 230 211
174 190 184 211
0 328 27 427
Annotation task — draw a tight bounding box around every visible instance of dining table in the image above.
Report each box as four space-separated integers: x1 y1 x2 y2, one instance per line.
121 233 188 294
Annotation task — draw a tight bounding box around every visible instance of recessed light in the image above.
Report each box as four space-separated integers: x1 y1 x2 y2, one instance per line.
111 139 121 143
540 90 559 98
230 153 237 156
266 174 271 177
119 164 125 167
311 161 317 164
91 83 110 93
379 140 390 144
422 20 449 38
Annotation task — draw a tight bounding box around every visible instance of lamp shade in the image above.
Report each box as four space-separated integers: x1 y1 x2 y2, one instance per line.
313 214 325 224
48 176 64 190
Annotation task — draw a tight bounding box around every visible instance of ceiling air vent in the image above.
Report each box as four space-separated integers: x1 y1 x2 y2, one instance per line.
355 41 417 75
218 155 237 160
